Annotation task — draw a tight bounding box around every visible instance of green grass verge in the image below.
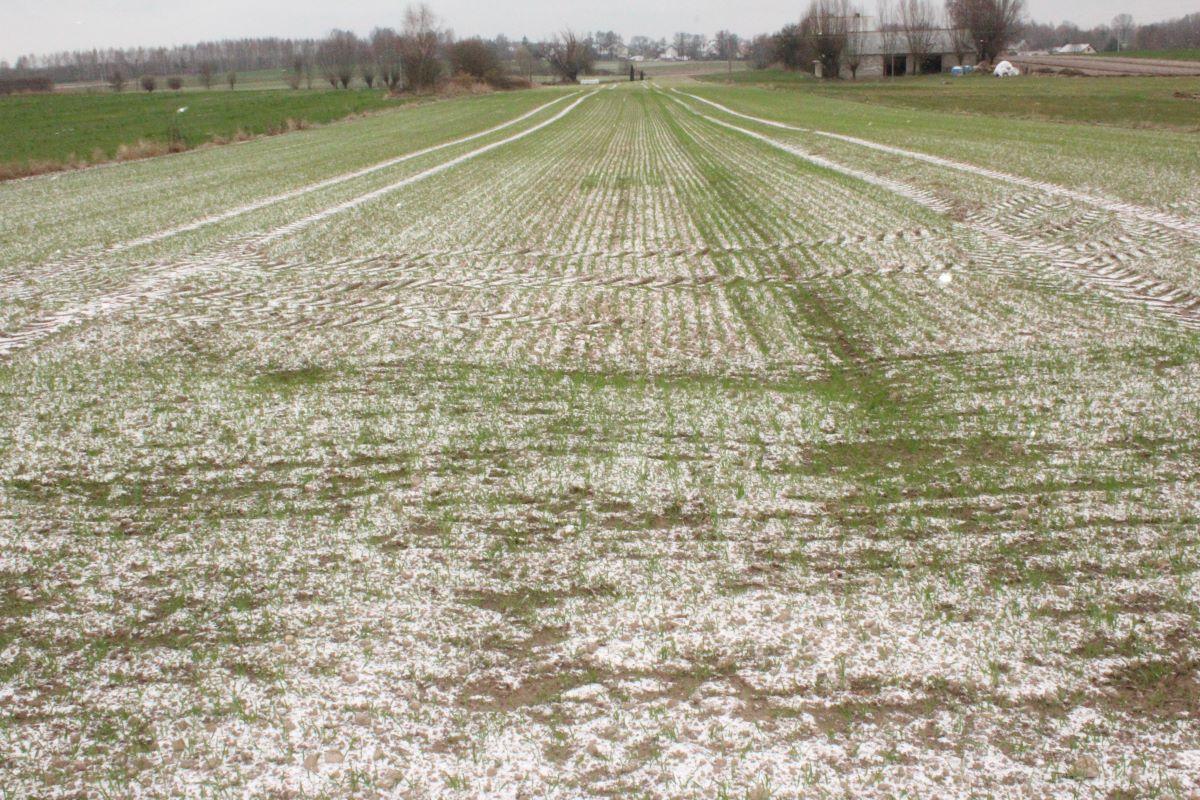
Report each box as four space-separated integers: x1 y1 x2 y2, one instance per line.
0 87 422 172
696 70 1200 129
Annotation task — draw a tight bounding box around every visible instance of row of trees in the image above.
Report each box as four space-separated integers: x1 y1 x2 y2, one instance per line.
314 6 444 91
107 71 238 92
3 39 314 84
4 15 773 89
310 25 602 88
1 20 752 90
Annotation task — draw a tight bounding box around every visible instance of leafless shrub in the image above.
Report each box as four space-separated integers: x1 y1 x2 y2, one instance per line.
286 58 303 89
0 76 54 94
116 139 170 160
449 38 501 84
167 76 183 90
442 74 492 96
514 44 536 81
141 75 157 92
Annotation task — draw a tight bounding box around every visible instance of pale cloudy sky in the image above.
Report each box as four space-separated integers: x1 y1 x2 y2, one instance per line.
4 0 1197 62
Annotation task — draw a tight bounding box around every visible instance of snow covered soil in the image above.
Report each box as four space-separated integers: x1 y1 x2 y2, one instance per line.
0 85 1198 799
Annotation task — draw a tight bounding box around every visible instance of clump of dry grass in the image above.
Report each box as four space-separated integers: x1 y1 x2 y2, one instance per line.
0 153 91 180
263 118 309 136
439 76 495 98
115 139 171 161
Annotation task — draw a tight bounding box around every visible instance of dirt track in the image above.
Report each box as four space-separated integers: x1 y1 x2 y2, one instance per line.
1011 54 1200 76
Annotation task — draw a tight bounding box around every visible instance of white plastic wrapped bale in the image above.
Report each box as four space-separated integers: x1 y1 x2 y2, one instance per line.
993 60 1020 77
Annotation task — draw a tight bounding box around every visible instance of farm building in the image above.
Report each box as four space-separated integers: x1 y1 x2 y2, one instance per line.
1052 43 1097 54
839 28 970 79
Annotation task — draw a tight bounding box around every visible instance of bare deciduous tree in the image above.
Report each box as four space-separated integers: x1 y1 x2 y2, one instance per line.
318 30 359 89
371 28 404 91
899 0 939 73
514 43 536 82
801 0 850 78
286 57 303 89
167 76 183 90
879 0 901 76
1112 13 1135 50
360 46 376 88
401 4 444 91
945 0 1024 63
226 70 237 89
749 34 775 69
673 32 689 58
773 24 806 70
844 11 867 78
141 75 156 92
950 23 974 63
715 30 740 61
108 69 126 92
198 61 215 89
544 30 593 83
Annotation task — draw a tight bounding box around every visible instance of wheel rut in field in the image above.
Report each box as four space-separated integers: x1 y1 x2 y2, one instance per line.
665 90 1200 331
0 95 593 359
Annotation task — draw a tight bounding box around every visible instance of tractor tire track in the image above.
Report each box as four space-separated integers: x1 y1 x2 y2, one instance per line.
109 93 580 255
673 89 1200 240
250 93 593 245
666 91 1200 331
0 95 593 360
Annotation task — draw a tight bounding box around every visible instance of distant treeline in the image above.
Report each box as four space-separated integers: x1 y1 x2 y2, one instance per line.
2 1 1196 92
0 2 745 92
1022 11 1199 52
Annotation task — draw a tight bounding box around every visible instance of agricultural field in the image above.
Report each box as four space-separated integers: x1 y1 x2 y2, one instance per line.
703 70 1200 129
0 77 1198 799
0 88 422 178
1 62 744 179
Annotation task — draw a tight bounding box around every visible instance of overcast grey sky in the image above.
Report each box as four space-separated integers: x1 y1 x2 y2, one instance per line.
4 0 1198 62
